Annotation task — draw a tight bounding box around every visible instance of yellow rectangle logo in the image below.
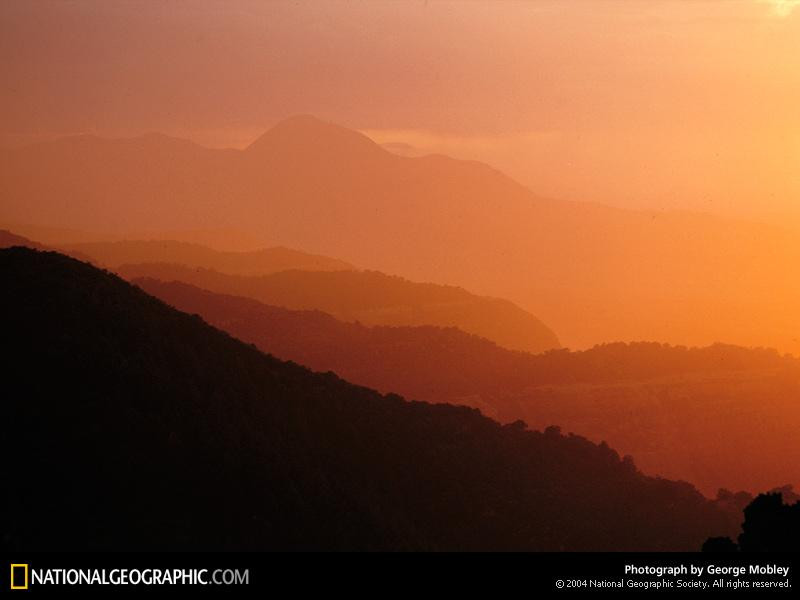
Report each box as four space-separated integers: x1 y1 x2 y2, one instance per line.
10 564 28 590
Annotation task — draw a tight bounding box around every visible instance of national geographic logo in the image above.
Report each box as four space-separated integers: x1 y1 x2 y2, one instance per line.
6 564 249 588
10 564 29 590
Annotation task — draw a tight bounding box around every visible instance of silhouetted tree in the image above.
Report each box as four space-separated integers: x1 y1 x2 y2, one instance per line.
704 492 800 552
738 493 800 552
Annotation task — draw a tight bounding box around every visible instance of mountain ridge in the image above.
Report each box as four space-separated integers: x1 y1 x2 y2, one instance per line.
2 247 734 551
4 116 800 352
64 239 355 276
118 261 561 354
132 276 800 496
245 114 385 158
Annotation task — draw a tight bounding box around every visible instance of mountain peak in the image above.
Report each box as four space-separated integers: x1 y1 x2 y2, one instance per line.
245 115 384 158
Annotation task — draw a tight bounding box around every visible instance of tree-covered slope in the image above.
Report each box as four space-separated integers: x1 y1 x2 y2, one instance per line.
2 248 732 551
128 277 800 495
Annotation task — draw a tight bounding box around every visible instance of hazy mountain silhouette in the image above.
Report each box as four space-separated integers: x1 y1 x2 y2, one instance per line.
4 116 800 353
1 222 273 252
119 262 560 353
133 277 542 405
64 239 354 276
132 278 800 496
0 228 93 262
3 247 734 551
246 114 386 160
0 229 46 250
498 352 800 497
381 141 424 157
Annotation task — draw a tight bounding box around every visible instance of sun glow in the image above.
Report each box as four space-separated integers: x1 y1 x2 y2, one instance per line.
766 0 800 17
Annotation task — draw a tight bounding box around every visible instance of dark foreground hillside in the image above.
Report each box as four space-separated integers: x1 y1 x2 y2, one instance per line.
2 248 733 551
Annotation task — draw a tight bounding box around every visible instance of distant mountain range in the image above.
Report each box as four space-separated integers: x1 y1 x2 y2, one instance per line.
3 115 800 353
0 229 46 250
1 222 273 251
2 247 735 551
64 239 355 276
119 262 559 354
2 229 559 353
133 277 542 404
0 229 93 262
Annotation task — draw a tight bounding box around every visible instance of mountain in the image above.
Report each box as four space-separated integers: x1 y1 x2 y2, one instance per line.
500 359 800 497
133 278 800 496
63 239 354 276
2 247 733 551
1 222 273 252
132 277 540 406
118 262 560 354
0 229 48 250
4 116 800 353
0 228 93 262
381 141 424 157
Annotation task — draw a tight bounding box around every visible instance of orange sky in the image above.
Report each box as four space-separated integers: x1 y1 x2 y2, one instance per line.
1 0 798 222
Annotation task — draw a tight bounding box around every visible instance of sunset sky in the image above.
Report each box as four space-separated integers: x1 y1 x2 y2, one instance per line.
2 0 798 221
5 2 800 535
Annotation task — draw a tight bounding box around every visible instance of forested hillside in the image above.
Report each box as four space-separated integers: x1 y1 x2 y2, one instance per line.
2 248 733 551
